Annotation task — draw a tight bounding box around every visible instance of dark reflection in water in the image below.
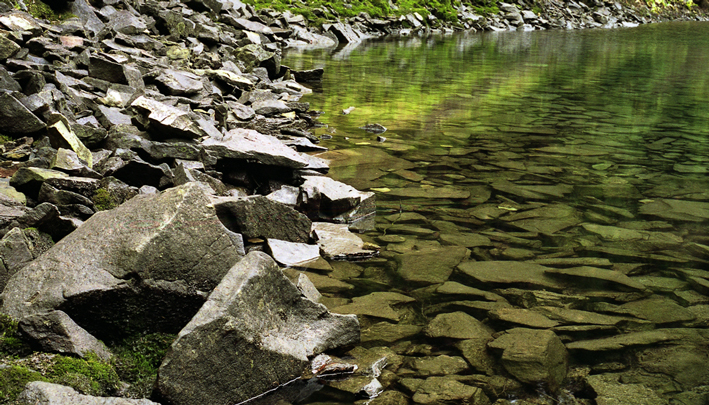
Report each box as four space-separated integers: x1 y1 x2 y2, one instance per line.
277 23 709 405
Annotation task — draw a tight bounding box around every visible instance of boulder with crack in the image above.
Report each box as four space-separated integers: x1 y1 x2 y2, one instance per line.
1 183 244 353
155 251 360 405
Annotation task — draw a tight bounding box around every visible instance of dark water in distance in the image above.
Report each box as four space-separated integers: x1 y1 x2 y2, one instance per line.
279 22 709 405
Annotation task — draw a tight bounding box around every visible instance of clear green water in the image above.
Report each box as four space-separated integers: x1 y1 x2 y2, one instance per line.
278 22 709 405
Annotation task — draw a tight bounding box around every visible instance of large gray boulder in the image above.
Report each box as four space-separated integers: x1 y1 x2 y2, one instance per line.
155 251 360 405
1 183 244 344
16 381 159 404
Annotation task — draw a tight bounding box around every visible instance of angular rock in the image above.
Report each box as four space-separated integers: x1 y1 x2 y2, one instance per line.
489 308 560 328
312 222 378 260
203 128 309 168
424 311 493 340
10 168 69 199
410 355 469 376
333 292 414 321
214 195 311 243
639 199 709 222
586 373 669 405
155 251 359 405
0 92 46 136
488 328 568 391
108 10 148 35
620 297 695 324
70 0 105 36
19 310 111 360
395 246 468 285
47 119 93 167
301 176 375 218
267 238 320 267
457 261 566 291
155 69 204 96
131 96 206 139
545 266 647 291
325 22 362 43
360 322 422 344
565 329 702 352
17 381 160 404
411 376 488 405
0 33 20 60
2 184 244 339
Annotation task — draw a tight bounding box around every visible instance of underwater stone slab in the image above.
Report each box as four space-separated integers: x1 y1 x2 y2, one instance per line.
333 292 414 321
586 373 669 405
383 187 471 199
156 251 359 405
439 232 493 248
533 306 635 326
488 328 568 392
411 376 488 405
360 322 422 344
620 297 695 324
410 355 469 376
639 199 709 222
544 266 647 291
424 311 493 340
566 329 704 352
489 308 560 328
457 261 566 291
394 246 468 285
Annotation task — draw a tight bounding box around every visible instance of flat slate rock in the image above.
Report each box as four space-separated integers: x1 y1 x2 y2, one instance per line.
360 322 422 344
424 311 493 340
394 246 468 285
566 329 704 351
312 222 378 260
544 266 647 291
267 238 320 267
620 297 695 324
333 292 414 321
457 261 566 291
639 199 709 222
384 187 471 199
586 373 668 405
203 128 309 168
489 308 560 328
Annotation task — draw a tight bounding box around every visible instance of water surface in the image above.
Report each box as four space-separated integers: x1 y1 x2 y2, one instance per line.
280 23 709 405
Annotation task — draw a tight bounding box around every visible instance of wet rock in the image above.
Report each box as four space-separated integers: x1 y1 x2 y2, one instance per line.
456 338 497 375
566 329 703 352
2 184 244 339
361 322 422 344
410 355 469 376
17 381 160 404
639 199 709 222
411 376 489 405
0 92 46 136
489 308 560 328
333 292 415 321
620 297 695 324
545 266 647 291
424 311 493 340
439 232 493 248
534 306 635 326
488 328 568 391
18 310 111 360
325 22 363 44
586 373 668 405
214 195 311 243
457 261 566 291
313 222 378 260
385 186 471 199
155 251 359 405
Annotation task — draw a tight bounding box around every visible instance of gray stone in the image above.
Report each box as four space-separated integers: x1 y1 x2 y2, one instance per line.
95 105 133 127
17 381 158 404
424 311 493 340
202 128 310 168
155 69 204 96
252 99 291 116
0 92 46 136
2 184 244 338
395 246 468 285
108 10 148 35
131 96 206 139
267 238 320 267
155 251 359 405
10 168 69 199
233 44 280 77
312 222 378 260
488 328 568 391
213 195 311 243
47 119 93 167
19 310 112 360
70 0 105 36
301 176 375 218
0 227 33 278
325 22 362 43
0 33 20 60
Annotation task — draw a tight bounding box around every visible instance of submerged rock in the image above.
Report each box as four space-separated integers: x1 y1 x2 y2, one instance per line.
155 251 360 405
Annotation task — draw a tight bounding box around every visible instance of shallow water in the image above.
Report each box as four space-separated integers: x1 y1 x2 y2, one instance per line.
279 23 709 404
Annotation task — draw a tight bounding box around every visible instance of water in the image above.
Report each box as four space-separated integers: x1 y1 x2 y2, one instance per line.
279 22 709 405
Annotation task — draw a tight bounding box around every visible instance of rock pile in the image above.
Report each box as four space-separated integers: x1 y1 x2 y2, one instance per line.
0 0 379 403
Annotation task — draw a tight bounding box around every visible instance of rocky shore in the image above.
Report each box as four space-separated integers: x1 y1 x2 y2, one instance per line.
0 0 707 403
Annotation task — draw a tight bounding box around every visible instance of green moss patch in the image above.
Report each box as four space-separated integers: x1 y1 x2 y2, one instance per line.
113 333 174 398
23 0 74 21
93 188 118 211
